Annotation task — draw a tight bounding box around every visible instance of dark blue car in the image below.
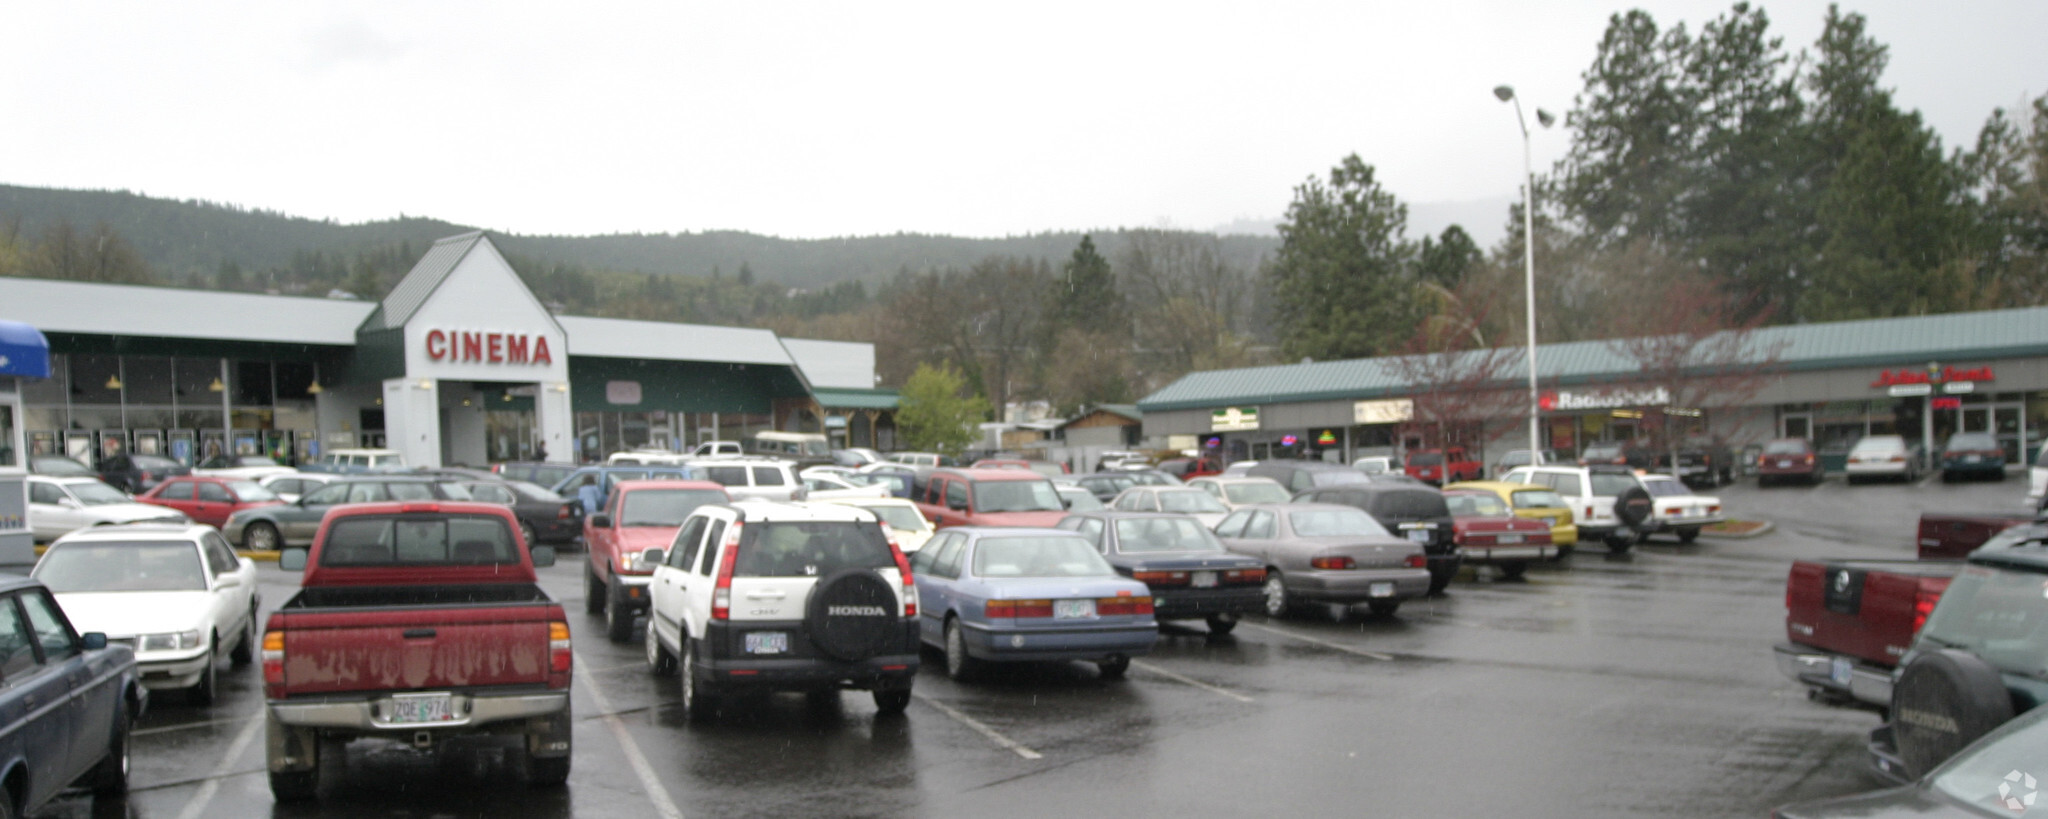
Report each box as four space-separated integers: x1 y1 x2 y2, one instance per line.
909 527 1158 681
0 575 142 814
1055 511 1268 635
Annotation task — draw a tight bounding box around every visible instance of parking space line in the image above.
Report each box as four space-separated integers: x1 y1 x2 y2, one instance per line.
574 651 686 819
173 710 265 819
135 713 259 737
1130 660 1254 703
911 692 1043 760
1239 622 1395 661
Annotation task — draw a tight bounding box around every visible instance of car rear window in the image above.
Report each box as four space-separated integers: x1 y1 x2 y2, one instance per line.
702 466 749 487
1289 508 1390 538
320 515 520 566
1640 479 1690 497
1310 470 1370 488
733 521 894 577
1113 517 1225 553
973 536 1115 578
1445 493 1509 517
1589 474 1639 496
1509 489 1567 509
1224 482 1290 504
1369 490 1450 520
972 479 1063 513
1763 440 1809 455
1408 452 1444 466
1947 433 1998 450
1582 444 1623 459
1157 490 1227 514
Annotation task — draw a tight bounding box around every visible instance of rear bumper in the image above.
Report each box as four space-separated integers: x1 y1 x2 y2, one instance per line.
1462 544 1557 563
1771 642 1893 706
700 621 921 692
1866 723 1912 786
1652 515 1725 532
1150 586 1265 620
269 690 570 732
961 620 1157 663
1287 568 1432 603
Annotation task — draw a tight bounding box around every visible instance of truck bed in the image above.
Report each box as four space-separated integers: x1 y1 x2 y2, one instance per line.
270 583 564 697
1786 558 1961 668
1918 511 2038 560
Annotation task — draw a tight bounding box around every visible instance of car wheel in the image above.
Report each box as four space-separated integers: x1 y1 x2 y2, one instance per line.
1205 613 1238 636
1604 531 1635 555
1367 600 1401 617
229 603 257 666
269 767 319 803
943 617 982 682
189 646 218 706
1497 561 1529 580
1676 526 1701 544
680 638 718 722
584 562 605 615
1262 573 1291 619
89 701 132 795
603 579 635 643
872 688 912 714
646 619 677 676
243 522 280 552
520 521 538 547
1426 562 1454 595
1096 654 1130 679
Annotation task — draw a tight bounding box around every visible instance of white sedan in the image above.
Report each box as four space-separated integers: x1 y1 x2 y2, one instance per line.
34 523 260 704
193 455 298 481
1636 474 1725 544
26 475 188 542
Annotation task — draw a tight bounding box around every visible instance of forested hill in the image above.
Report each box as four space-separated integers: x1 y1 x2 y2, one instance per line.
0 184 1279 289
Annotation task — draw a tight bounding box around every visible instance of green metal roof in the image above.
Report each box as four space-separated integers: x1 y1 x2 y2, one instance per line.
812 387 899 410
1137 305 2048 412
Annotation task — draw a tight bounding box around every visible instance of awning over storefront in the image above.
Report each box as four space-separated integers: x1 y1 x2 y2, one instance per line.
812 388 899 410
0 321 50 379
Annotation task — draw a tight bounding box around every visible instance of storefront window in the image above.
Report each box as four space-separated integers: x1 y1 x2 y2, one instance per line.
69 355 121 405
21 354 66 406
0 403 15 467
124 356 173 404
233 361 272 406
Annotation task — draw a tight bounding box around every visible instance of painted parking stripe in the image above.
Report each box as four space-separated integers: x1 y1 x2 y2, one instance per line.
1239 622 1395 661
173 710 265 819
575 651 686 819
135 712 258 737
912 692 1043 760
1130 659 1254 703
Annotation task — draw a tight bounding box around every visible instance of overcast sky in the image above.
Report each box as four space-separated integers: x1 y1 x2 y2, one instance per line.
5 1 2042 248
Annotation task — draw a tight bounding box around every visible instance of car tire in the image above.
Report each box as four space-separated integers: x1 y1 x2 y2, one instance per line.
584 562 605 615
943 617 982 682
1677 526 1702 544
229 603 257 666
1205 613 1238 636
89 701 132 795
1367 600 1400 617
1097 655 1130 679
522 743 571 788
603 578 635 643
1497 561 1529 580
1426 562 1455 595
1604 531 1635 555
1893 649 2015 779
520 521 538 548
1262 573 1292 619
269 767 319 803
872 688 912 714
680 638 718 722
189 646 218 706
243 522 280 552
645 619 677 676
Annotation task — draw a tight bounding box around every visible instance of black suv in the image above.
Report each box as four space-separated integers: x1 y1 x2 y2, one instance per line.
1294 483 1462 594
1245 461 1371 495
98 453 191 493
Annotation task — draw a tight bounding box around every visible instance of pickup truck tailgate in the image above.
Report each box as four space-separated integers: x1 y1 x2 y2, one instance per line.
274 591 562 696
1786 559 1958 667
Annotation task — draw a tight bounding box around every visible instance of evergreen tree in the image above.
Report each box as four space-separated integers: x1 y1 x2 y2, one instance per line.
1266 155 1418 361
1052 235 1118 333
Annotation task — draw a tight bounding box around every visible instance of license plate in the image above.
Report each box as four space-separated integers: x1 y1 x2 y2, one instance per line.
1829 657 1853 687
1055 599 1096 619
1405 528 1430 543
1498 534 1523 545
386 693 453 725
745 632 789 655
1369 582 1394 598
1777 459 1792 468
1191 571 1217 588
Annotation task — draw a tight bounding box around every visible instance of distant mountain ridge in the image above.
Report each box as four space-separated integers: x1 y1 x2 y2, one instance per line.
0 184 1281 289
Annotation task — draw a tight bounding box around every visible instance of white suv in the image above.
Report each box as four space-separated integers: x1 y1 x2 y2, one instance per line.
690 459 804 501
642 501 919 720
1500 465 1654 554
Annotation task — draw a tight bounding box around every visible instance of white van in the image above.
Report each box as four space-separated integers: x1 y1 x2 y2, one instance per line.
748 431 830 461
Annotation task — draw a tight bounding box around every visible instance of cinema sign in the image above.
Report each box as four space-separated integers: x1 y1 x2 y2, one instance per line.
424 329 555 366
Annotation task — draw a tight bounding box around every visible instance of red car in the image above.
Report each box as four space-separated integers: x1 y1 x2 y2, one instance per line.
1441 488 1556 579
1757 438 1825 486
137 475 285 528
585 479 731 643
913 468 1069 529
1406 447 1483 485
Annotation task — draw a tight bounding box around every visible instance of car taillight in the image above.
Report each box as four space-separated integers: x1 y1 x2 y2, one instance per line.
1222 568 1266 584
1802 454 1814 464
1405 554 1426 568
1664 507 1681 516
1133 570 1191 586
711 523 743 621
1309 556 1355 570
986 599 1054 618
1097 596 1153 616
139 471 154 484
557 503 575 520
1707 505 1721 515
1912 586 1940 635
886 534 916 618
400 503 440 513
261 630 285 692
549 621 572 673
1888 454 1905 463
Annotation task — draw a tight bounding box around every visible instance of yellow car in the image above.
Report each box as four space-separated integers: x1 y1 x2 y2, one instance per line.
1443 480 1578 552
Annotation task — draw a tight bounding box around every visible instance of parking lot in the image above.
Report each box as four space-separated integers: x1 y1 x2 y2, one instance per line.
34 472 2034 819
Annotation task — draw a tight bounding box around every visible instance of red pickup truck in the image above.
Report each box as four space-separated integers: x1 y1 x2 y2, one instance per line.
584 479 731 643
1405 447 1483 485
1775 558 1959 708
1915 510 2040 559
263 502 572 801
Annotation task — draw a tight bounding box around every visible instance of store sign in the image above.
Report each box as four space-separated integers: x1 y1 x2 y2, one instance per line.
1353 398 1414 424
1871 365 1993 389
424 329 555 365
1211 407 1260 432
605 380 643 405
1316 430 1339 445
1538 386 1671 411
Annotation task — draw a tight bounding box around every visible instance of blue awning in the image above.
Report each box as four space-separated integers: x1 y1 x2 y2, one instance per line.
0 320 51 379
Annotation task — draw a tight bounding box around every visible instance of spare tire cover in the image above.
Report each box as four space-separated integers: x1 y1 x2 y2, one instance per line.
1613 487 1653 527
1893 649 2015 779
805 568 901 662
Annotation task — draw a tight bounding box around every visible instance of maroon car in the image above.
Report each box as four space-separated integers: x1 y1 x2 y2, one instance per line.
1442 488 1556 579
137 475 284 529
1757 438 1826 486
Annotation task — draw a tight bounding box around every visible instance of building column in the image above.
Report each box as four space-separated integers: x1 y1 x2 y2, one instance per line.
384 377 442 470
535 380 572 464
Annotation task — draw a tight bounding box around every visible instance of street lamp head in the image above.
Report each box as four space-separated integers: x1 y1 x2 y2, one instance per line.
1536 108 1557 128
1493 85 1515 102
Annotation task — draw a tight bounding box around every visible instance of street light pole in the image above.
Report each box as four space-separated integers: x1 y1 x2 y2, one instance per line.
1495 85 1553 465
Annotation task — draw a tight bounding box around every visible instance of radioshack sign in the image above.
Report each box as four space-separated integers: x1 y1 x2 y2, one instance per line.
1538 386 1671 411
424 329 555 366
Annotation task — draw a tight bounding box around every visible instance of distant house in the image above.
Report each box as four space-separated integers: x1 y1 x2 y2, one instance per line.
1059 404 1143 450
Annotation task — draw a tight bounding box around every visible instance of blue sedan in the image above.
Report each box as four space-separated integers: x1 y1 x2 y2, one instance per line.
909 527 1158 680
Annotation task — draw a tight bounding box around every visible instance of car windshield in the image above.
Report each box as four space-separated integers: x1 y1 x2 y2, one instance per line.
1510 489 1567 509
320 515 519 566
227 481 278 502
1639 479 1690 497
70 481 130 505
1929 707 2048 807
1290 508 1390 537
1113 518 1225 553
1445 493 1510 517
1762 440 1808 455
133 455 181 470
974 480 1063 513
508 482 564 502
973 536 1115 578
1058 489 1105 511
619 489 729 527
1086 476 1136 492
803 440 830 457
37 542 206 592
735 521 894 578
1224 482 1291 504
864 505 928 532
1917 565 2048 677
1157 490 1227 514
33 456 95 476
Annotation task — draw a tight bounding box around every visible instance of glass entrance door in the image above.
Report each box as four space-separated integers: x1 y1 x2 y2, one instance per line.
1962 406 1992 433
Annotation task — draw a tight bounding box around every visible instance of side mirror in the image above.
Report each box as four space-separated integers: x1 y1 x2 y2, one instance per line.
81 632 107 650
639 548 665 569
948 498 967 512
589 513 612 529
279 549 308 571
59 498 81 509
530 545 557 568
215 575 243 588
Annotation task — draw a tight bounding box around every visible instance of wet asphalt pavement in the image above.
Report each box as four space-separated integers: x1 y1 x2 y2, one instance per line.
30 473 2036 818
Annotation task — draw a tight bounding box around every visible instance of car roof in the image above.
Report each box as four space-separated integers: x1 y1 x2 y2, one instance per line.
1445 480 1548 493
1194 475 1283 484
821 496 917 507
52 523 211 543
0 575 44 594
1076 510 1196 521
610 479 726 492
710 500 876 523
934 468 1047 481
944 526 1081 539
